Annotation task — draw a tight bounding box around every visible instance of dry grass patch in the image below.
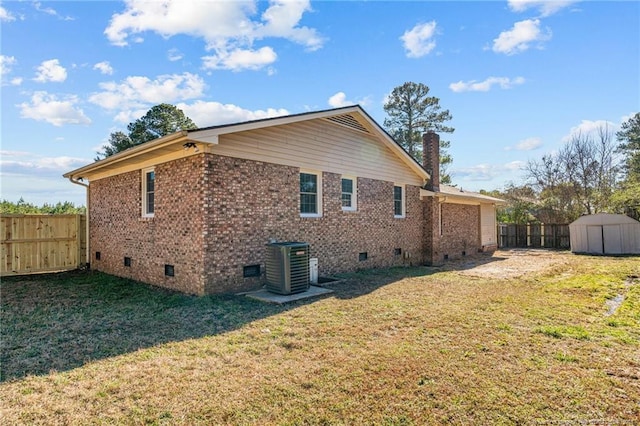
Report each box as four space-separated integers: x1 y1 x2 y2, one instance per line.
1 251 639 425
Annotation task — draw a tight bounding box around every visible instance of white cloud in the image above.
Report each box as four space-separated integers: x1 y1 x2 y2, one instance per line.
492 19 551 55
19 91 91 126
112 109 148 125
168 48 183 62
10 77 23 86
34 59 67 83
505 137 543 151
1 155 87 172
0 55 16 75
328 92 352 108
327 92 370 108
453 160 526 181
33 1 74 20
508 0 578 17
256 0 323 51
449 76 525 92
620 113 636 124
89 72 206 111
202 47 277 71
0 151 90 205
176 100 289 128
34 1 57 16
93 61 114 75
104 0 323 71
401 21 437 58
0 5 16 21
562 119 616 142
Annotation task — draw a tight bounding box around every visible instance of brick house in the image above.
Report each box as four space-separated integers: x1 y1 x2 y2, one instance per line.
64 105 502 295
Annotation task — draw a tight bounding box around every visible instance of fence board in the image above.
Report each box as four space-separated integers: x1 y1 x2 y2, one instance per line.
498 223 570 249
1 214 87 276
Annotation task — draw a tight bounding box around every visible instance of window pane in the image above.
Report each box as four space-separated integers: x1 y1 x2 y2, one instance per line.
300 173 318 214
342 193 352 207
147 171 155 191
147 192 154 214
145 170 155 215
300 193 317 214
341 178 353 208
394 186 402 216
341 178 352 193
300 173 317 193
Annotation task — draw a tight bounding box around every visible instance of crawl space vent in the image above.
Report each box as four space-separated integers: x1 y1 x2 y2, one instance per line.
326 114 370 133
164 264 175 277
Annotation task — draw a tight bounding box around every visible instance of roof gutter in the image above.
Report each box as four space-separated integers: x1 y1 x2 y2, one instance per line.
67 176 90 268
63 130 190 180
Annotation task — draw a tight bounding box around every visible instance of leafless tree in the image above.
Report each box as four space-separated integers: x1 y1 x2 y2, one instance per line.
525 124 619 222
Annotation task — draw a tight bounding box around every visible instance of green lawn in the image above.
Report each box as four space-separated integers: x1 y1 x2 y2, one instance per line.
1 252 639 425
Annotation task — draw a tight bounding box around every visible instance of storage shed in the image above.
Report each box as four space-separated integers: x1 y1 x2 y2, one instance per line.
569 213 640 255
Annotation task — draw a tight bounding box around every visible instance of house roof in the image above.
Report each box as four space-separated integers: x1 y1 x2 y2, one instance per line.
420 185 506 205
63 104 504 205
63 105 428 182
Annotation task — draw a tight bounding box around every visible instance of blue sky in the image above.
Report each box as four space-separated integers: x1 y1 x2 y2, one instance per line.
1 0 638 206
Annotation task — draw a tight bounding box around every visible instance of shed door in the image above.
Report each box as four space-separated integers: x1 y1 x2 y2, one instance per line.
603 225 622 254
586 226 603 254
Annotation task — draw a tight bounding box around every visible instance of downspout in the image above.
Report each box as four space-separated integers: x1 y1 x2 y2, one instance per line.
67 176 90 269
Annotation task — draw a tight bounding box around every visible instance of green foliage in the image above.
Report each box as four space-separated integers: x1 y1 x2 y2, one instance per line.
94 131 135 161
614 113 640 219
480 184 537 224
0 198 85 214
383 82 454 182
612 179 640 220
616 112 640 181
96 104 197 160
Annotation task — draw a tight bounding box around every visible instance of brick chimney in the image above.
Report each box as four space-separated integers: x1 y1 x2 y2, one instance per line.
423 131 440 192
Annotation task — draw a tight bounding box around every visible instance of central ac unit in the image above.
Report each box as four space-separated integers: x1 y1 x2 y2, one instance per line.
265 242 310 295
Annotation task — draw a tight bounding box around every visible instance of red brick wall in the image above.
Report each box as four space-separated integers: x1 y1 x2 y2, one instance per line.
440 203 480 260
89 156 207 295
202 154 425 293
423 199 482 265
89 152 484 295
422 197 440 265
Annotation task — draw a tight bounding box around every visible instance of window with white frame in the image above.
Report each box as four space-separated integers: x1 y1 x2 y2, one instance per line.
341 177 357 211
300 171 322 216
142 168 155 217
393 185 405 218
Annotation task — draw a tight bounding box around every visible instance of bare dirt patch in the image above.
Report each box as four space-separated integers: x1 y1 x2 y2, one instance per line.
453 249 573 279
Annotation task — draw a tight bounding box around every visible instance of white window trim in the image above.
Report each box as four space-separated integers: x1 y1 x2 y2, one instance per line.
341 176 357 212
394 184 406 218
142 167 155 218
300 170 323 218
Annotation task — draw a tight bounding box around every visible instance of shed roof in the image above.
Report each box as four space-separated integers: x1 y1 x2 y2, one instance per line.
570 213 640 226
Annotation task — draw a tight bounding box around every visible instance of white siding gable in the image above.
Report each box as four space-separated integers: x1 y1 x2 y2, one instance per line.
211 118 424 186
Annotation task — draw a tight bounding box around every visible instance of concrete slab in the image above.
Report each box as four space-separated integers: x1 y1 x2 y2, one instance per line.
245 285 334 304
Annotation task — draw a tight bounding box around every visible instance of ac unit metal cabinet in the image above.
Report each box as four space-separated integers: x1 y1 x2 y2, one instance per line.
265 242 310 295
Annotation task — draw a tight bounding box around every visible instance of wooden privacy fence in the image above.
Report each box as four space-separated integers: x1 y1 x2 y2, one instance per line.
498 223 570 249
1 214 87 276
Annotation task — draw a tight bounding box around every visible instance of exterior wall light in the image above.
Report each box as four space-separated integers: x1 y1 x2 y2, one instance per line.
183 142 199 152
